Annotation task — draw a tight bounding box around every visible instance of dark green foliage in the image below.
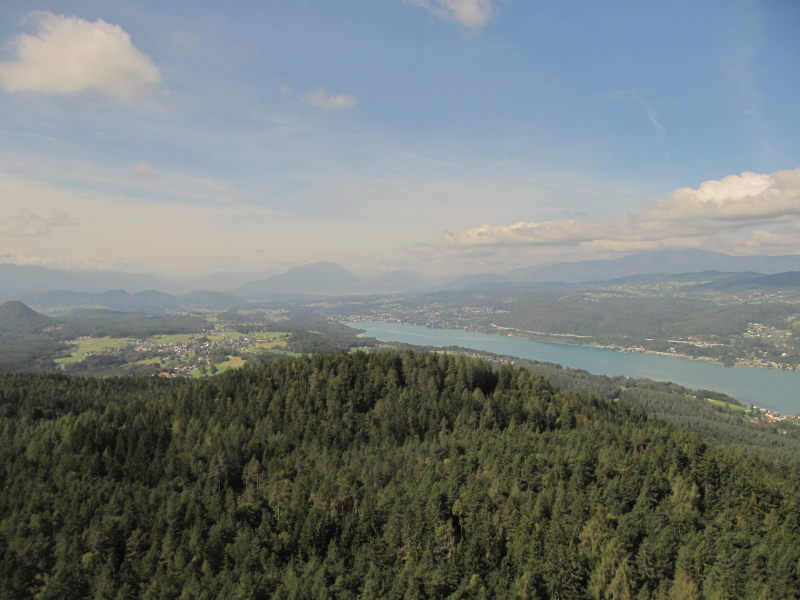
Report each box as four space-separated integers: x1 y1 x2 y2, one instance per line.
675 303 796 338
330 281 800 366
1 352 799 599
57 311 208 338
217 305 373 353
0 335 68 374
518 360 800 465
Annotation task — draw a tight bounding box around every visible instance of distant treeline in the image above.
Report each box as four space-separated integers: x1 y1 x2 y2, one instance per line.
337 284 800 366
56 313 209 339
516 358 800 465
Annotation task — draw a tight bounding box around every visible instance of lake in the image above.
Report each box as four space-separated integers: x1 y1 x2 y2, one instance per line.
354 321 800 415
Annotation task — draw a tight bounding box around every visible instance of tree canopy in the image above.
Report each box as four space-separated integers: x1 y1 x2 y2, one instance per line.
1 352 798 599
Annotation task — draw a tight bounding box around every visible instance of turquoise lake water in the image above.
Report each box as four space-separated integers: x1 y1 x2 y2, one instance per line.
355 321 800 415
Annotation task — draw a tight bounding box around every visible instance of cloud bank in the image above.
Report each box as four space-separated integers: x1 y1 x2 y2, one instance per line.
424 168 800 260
411 0 495 29
0 11 161 100
302 88 356 110
0 208 74 237
0 171 415 276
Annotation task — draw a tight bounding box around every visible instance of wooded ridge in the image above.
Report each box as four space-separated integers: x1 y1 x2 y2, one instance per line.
1 352 798 598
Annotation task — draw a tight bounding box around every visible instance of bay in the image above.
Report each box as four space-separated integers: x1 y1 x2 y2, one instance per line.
355 321 800 415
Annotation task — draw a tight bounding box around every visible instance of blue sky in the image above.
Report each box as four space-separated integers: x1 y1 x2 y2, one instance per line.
1 0 798 276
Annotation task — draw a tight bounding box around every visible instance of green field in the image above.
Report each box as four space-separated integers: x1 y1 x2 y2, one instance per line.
250 331 289 341
349 346 373 353
151 331 252 345
237 332 290 351
706 397 748 412
206 331 244 342
215 355 247 373
264 348 301 357
151 333 196 345
133 357 162 366
55 337 134 364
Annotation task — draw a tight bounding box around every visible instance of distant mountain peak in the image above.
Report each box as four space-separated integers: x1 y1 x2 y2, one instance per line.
439 249 800 290
504 249 800 286
0 263 181 298
286 261 356 275
239 262 429 297
0 300 38 314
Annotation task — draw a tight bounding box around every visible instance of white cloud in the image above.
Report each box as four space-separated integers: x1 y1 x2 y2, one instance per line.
128 161 160 180
0 208 74 236
410 0 496 29
425 168 800 261
737 225 800 252
639 97 666 142
302 88 356 110
0 11 162 101
647 170 800 224
0 252 104 270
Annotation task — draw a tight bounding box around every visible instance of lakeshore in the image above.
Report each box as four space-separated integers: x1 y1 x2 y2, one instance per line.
353 320 800 417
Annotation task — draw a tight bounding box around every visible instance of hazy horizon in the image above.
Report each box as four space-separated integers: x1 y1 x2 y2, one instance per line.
1 1 799 277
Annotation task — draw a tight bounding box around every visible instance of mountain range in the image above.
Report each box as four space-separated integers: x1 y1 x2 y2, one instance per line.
238 262 430 297
0 264 180 298
442 249 800 289
4 249 800 299
19 289 242 314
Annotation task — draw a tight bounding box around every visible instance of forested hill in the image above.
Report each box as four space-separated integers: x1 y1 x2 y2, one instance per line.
0 300 52 334
1 353 799 599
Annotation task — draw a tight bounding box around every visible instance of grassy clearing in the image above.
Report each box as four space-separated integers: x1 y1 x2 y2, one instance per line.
232 308 291 319
375 300 402 308
250 331 289 341
134 357 162 365
215 355 247 373
206 331 244 342
263 309 290 321
55 337 134 364
707 398 748 412
151 333 196 345
265 348 302 357
250 332 290 350
254 341 287 350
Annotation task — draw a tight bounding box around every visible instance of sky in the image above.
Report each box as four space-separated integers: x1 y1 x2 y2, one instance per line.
0 0 798 278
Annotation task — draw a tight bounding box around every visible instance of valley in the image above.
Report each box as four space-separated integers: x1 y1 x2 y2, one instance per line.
53 329 295 377
332 272 800 370
3 3 799 596
0 300 373 377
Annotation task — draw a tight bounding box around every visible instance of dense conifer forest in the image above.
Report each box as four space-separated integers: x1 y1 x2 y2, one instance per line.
517 359 800 466
1 352 799 599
